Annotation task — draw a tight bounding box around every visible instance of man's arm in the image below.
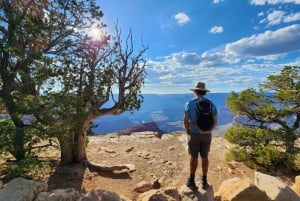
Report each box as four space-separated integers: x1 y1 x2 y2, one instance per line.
184 113 190 135
211 102 218 130
212 115 218 130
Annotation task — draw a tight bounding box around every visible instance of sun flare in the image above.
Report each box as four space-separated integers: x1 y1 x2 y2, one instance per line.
89 26 105 40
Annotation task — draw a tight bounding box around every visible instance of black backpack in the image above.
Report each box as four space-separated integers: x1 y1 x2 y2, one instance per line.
195 98 214 131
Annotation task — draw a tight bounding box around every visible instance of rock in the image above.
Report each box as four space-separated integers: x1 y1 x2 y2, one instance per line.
255 172 300 201
104 148 116 153
0 177 47 201
292 175 300 196
87 160 136 172
117 122 164 136
0 180 3 189
215 177 268 201
136 187 180 201
161 134 173 140
133 181 153 193
35 188 80 201
78 189 130 201
151 175 161 189
168 146 175 151
126 146 134 152
178 184 214 201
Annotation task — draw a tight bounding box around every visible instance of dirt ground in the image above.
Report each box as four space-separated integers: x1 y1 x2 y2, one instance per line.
45 132 258 200
1 132 297 200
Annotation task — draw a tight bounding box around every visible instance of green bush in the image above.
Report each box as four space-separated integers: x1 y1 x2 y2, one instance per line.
225 145 300 172
253 145 284 171
293 154 300 171
4 157 51 180
225 147 248 162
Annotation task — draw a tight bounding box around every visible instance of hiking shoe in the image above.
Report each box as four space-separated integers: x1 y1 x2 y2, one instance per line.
201 176 208 190
186 178 197 190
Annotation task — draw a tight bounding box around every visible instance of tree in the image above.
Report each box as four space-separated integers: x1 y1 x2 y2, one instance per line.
225 66 300 171
48 28 147 164
0 0 147 165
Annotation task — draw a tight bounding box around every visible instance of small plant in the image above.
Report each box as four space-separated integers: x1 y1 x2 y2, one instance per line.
4 157 52 180
225 146 247 162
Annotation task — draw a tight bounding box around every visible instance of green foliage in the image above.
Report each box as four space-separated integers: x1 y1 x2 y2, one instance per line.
0 119 50 159
293 154 300 171
253 145 285 171
226 66 300 172
225 147 248 162
0 120 15 153
225 145 295 172
3 157 51 180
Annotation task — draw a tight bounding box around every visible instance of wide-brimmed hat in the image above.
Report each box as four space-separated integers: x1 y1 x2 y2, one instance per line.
190 82 210 92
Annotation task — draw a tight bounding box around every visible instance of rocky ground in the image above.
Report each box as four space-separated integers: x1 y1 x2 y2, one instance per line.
45 132 258 200
1 131 297 200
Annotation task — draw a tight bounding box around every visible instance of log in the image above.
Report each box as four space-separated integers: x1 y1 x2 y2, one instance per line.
86 160 136 172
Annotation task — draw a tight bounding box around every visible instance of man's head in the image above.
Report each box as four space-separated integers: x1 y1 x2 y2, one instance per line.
190 82 210 96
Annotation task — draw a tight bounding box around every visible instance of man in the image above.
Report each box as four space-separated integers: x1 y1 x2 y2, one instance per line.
184 82 218 190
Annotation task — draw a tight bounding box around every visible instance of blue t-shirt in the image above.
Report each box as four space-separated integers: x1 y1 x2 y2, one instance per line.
184 97 217 133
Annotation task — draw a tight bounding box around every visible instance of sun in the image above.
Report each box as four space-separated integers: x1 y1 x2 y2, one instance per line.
89 25 105 40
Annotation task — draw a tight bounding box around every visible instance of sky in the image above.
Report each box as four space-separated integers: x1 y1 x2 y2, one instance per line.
98 0 300 94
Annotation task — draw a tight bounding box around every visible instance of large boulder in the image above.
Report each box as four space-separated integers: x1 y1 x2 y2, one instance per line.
137 187 180 201
215 177 268 201
292 175 300 196
178 184 213 201
133 180 153 193
255 172 300 201
35 188 80 201
0 177 47 201
78 189 130 201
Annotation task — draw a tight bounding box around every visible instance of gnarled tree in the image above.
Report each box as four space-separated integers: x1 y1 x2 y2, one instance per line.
225 66 300 171
49 28 147 164
0 0 147 165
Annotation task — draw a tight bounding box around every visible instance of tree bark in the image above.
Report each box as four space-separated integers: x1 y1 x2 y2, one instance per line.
58 137 74 165
13 128 25 161
73 131 87 162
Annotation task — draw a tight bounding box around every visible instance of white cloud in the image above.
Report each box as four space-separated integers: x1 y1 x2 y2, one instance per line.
250 0 266 5
259 9 300 26
250 0 300 5
267 10 285 25
209 26 224 33
213 0 224 3
284 12 300 22
225 24 300 59
172 52 202 65
201 51 227 65
174 12 190 25
258 12 264 16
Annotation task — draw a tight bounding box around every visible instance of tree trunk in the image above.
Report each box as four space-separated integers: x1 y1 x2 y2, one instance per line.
12 127 25 161
58 137 74 165
73 131 87 162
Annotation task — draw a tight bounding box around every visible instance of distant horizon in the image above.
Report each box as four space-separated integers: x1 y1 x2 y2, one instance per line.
140 92 232 95
93 93 234 134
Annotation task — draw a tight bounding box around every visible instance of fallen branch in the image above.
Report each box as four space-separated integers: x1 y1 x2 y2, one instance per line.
86 160 136 172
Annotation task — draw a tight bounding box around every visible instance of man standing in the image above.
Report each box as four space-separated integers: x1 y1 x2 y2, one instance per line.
184 82 218 190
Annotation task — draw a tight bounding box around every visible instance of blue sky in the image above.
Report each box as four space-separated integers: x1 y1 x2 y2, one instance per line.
98 0 300 94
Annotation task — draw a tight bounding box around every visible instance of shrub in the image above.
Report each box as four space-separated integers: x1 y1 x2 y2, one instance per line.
3 157 51 180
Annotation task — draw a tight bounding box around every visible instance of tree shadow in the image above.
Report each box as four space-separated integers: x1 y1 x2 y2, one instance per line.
47 162 131 192
47 163 86 192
